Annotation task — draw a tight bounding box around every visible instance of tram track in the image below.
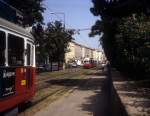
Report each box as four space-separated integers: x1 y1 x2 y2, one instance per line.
36 68 80 83
19 78 79 115
31 87 70 106
36 69 86 91
18 68 95 115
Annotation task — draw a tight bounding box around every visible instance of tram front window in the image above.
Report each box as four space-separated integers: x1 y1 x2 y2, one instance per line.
0 31 5 66
8 34 24 66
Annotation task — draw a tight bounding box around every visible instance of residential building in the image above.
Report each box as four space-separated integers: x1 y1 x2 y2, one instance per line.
65 41 105 64
65 42 75 63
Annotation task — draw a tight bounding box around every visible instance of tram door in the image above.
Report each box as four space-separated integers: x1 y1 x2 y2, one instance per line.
15 41 34 94
25 42 34 91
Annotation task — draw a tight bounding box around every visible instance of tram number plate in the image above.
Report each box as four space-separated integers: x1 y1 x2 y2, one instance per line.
0 68 15 98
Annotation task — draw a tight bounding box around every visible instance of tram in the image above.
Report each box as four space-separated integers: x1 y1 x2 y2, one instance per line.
83 58 95 69
0 17 36 112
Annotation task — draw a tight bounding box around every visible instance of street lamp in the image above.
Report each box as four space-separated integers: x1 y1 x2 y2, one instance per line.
50 12 65 28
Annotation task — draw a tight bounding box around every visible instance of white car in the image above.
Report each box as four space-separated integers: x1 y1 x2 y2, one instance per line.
69 62 77 68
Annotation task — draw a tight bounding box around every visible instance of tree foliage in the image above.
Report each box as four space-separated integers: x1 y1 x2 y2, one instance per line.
4 0 45 26
32 23 46 64
115 14 150 77
90 0 150 17
90 0 150 78
45 21 74 63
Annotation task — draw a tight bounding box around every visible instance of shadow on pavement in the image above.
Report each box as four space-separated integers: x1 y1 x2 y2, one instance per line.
79 72 110 116
112 69 150 115
46 67 129 116
46 77 105 91
110 68 129 116
111 84 129 116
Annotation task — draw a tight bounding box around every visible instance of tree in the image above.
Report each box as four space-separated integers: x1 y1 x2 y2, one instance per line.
32 23 47 64
90 0 150 17
4 0 45 26
90 0 150 78
115 14 150 77
45 21 74 70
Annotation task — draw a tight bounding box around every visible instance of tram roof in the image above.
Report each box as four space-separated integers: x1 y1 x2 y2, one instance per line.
0 17 34 40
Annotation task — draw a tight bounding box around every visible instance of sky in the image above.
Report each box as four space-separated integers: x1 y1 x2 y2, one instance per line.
43 0 101 50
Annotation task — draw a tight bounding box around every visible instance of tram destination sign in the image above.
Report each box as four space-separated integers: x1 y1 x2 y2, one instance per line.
0 68 16 98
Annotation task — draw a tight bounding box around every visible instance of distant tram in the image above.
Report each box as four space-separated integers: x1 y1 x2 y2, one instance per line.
0 17 36 113
83 58 95 69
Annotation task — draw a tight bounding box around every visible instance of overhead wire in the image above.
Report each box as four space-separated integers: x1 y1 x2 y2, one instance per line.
44 4 94 48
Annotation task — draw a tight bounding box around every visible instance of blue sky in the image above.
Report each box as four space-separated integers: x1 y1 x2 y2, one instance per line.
43 0 101 49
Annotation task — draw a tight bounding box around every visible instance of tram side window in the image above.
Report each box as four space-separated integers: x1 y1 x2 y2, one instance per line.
31 46 34 65
8 34 24 66
27 43 31 65
27 43 34 66
0 31 5 66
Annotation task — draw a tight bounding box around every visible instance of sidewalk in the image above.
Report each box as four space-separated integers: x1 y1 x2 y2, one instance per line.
111 68 150 116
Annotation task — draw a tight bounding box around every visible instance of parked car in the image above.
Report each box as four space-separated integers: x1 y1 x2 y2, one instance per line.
69 62 77 68
36 64 45 72
97 61 107 70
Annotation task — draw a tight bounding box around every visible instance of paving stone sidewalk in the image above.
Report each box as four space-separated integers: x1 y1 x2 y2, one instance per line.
111 69 150 116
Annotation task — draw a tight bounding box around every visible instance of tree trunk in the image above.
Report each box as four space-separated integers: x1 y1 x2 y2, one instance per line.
58 61 60 71
50 61 52 72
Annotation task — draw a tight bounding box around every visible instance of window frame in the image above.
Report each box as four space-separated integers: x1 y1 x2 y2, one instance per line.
26 41 34 66
7 33 25 66
0 27 35 67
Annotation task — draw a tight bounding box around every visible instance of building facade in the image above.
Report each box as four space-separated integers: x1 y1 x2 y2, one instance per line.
65 42 75 63
65 41 105 64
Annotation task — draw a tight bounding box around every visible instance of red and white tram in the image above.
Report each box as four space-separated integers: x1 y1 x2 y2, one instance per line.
0 17 36 112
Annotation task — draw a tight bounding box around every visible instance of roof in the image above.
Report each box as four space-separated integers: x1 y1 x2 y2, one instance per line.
71 41 94 50
0 17 34 40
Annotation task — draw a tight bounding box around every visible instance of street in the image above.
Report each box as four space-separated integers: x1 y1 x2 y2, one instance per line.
19 68 110 116
0 1 150 116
